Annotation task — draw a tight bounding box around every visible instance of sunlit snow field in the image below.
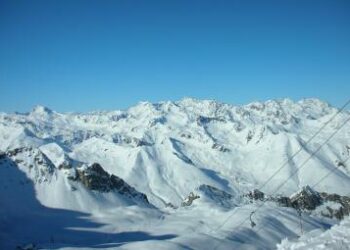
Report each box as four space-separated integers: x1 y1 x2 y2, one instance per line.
1 98 349 249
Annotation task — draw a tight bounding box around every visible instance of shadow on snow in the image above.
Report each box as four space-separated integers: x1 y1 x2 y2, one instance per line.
0 156 176 249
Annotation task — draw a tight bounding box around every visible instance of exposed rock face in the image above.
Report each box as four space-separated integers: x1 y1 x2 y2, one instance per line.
75 163 111 191
165 202 177 209
4 147 149 205
288 187 350 220
176 185 235 208
196 116 225 125
246 130 254 143
57 160 73 170
74 163 149 204
112 135 153 147
6 147 29 157
180 133 192 139
168 184 349 219
246 189 265 201
5 147 55 183
211 143 230 152
275 196 293 207
246 186 350 220
181 192 200 207
290 185 322 210
319 192 350 220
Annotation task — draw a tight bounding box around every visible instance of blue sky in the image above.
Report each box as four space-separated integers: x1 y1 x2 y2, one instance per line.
1 0 349 112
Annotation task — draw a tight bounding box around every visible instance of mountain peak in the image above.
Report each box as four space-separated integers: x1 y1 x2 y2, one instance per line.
178 97 220 106
31 105 53 115
297 98 331 108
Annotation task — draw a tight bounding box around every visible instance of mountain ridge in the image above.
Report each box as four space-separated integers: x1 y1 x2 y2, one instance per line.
1 97 350 250
4 97 339 115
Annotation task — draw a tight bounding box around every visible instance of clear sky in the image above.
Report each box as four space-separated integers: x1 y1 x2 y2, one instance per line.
1 0 349 112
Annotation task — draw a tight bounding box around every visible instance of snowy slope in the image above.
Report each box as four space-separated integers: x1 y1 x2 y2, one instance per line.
0 98 350 249
277 216 350 250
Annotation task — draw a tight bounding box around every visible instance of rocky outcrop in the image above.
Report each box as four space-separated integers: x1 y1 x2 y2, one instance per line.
178 185 234 208
289 186 322 210
181 192 200 207
179 185 328 209
112 135 153 147
275 196 293 207
246 189 265 201
288 187 350 220
319 192 350 220
73 163 149 204
4 147 149 204
165 202 177 209
211 143 230 152
6 147 30 157
5 147 55 183
246 186 350 220
196 116 225 125
57 159 73 170
180 133 192 139
75 163 111 191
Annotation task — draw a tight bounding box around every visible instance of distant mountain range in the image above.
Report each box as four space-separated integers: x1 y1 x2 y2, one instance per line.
1 98 349 250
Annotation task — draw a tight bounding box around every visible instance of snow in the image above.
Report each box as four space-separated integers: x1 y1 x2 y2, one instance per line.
0 98 349 249
39 143 69 167
277 216 350 250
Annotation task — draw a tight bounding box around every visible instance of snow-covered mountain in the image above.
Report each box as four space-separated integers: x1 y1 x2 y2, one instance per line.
278 216 350 250
1 98 349 250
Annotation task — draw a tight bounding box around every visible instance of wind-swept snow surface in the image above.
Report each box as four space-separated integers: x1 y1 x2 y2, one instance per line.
278 216 350 250
0 98 349 249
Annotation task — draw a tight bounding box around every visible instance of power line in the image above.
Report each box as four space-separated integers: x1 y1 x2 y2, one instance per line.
248 99 350 198
212 100 350 234
311 156 350 190
261 116 350 201
253 155 350 237
220 114 350 236
212 101 350 250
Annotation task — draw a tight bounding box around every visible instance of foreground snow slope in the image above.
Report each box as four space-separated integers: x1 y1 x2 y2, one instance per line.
0 98 349 249
278 216 350 250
